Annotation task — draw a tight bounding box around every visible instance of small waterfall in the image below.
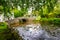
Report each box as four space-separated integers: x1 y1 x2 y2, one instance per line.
15 24 59 40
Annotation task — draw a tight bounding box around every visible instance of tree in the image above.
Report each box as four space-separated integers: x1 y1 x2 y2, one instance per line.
0 0 13 20
0 0 58 19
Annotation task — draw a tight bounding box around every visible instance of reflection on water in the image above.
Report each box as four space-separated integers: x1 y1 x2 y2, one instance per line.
15 24 59 40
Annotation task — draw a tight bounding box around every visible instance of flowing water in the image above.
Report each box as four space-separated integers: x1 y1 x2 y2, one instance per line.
15 24 59 40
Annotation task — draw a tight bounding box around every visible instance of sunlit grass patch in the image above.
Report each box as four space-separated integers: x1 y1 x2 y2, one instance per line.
0 22 8 32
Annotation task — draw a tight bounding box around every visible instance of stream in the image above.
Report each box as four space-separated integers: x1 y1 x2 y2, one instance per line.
14 24 60 40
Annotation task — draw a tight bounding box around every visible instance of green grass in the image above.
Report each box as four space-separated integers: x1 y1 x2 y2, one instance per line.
35 18 60 26
40 18 60 26
0 22 8 32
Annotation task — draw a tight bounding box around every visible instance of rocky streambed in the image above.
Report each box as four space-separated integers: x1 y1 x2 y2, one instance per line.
14 24 60 40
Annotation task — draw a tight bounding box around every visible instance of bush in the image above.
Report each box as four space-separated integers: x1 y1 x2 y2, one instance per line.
14 10 24 18
13 8 26 18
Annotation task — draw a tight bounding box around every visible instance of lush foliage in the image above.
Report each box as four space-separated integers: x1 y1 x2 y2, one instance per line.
0 22 22 40
37 18 60 26
0 0 58 18
0 0 60 40
0 0 60 26
0 22 7 30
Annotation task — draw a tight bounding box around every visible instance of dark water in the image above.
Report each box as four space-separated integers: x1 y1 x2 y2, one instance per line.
15 24 60 40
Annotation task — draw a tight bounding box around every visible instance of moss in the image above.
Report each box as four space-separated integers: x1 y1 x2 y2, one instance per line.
0 22 8 32
0 28 23 40
0 22 23 40
0 22 8 29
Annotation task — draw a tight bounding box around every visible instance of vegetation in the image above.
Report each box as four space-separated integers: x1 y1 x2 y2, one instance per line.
0 22 8 32
40 18 60 26
0 22 22 40
0 0 60 40
0 0 58 18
